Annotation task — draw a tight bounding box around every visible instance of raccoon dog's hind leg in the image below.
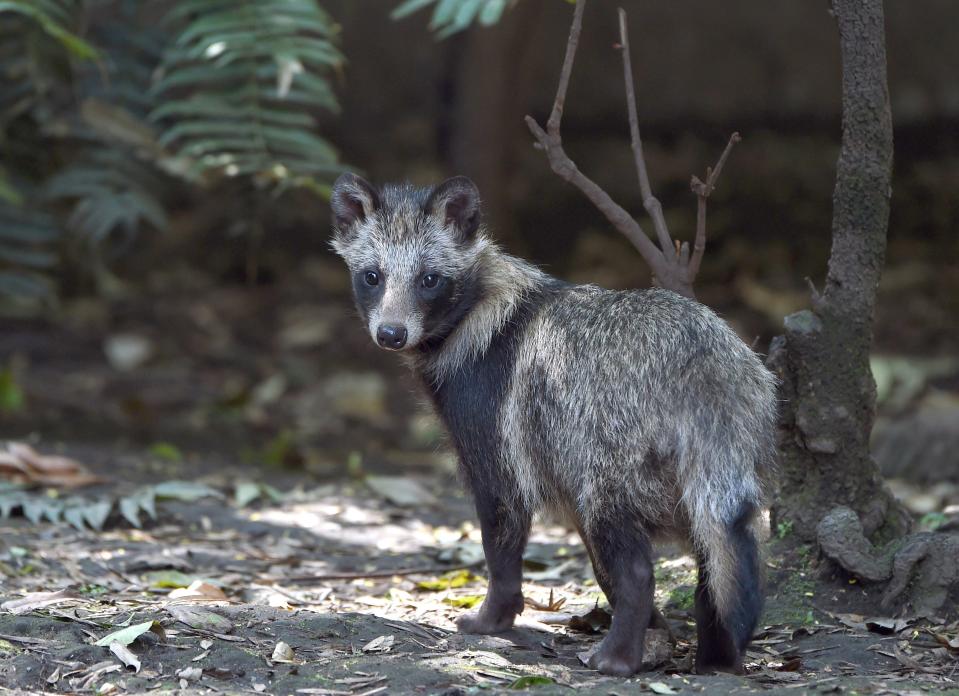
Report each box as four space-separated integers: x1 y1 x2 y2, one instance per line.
575 521 673 638
456 475 532 634
580 515 656 677
694 503 763 674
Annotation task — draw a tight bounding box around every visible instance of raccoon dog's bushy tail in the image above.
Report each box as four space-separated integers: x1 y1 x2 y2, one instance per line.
692 502 763 652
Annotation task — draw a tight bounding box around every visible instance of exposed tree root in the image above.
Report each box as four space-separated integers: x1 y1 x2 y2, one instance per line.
817 506 959 617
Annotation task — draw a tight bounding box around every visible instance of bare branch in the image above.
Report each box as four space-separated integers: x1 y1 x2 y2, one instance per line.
526 116 666 275
688 132 741 279
527 0 744 300
618 8 672 256
525 0 673 290
544 0 585 135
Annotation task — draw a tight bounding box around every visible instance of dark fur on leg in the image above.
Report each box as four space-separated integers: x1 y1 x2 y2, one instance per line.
457 489 531 634
694 506 762 674
581 518 655 677
577 521 672 639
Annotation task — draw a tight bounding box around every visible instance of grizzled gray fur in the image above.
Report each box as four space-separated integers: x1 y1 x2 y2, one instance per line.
330 173 777 677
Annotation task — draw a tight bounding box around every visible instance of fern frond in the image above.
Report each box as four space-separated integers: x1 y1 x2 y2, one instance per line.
45 149 168 244
0 199 60 300
392 0 509 36
0 0 98 59
151 0 344 187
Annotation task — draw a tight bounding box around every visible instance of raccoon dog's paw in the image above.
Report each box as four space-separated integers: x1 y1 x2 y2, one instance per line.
455 592 523 634
587 637 644 677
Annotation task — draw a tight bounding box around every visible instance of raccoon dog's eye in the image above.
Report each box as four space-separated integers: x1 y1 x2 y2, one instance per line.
364 271 380 286
422 273 440 289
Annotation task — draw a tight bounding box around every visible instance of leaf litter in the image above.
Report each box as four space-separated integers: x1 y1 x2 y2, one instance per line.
2 449 958 694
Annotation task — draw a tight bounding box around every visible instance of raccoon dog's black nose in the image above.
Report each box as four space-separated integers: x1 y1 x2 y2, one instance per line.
376 324 408 350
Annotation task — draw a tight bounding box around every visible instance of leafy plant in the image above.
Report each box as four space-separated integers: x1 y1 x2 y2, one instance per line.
0 0 98 59
151 0 345 189
0 0 347 304
0 203 59 302
0 0 94 302
392 0 510 37
0 479 227 531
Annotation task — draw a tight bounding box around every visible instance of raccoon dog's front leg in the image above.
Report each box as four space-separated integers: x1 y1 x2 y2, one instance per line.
456 481 531 635
582 520 655 677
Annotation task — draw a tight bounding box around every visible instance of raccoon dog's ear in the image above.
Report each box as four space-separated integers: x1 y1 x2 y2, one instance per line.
331 173 380 231
426 176 481 240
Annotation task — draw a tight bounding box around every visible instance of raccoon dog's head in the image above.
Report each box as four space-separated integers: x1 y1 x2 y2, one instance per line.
330 173 486 352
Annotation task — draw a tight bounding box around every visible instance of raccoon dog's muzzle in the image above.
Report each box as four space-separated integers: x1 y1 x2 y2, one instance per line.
367 284 424 352
375 324 407 350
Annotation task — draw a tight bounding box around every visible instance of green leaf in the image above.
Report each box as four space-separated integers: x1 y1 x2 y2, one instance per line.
416 569 482 591
148 442 183 463
0 172 23 206
0 367 25 412
0 246 57 269
478 0 507 26
508 675 555 690
144 570 195 589
119 496 142 529
0 271 53 299
63 506 87 531
234 481 262 507
391 0 511 35
391 0 436 20
94 620 165 647
151 480 222 502
153 0 343 187
0 1 100 59
81 500 112 530
445 594 483 608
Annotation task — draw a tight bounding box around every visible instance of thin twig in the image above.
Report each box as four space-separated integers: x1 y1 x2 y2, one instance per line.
618 7 672 256
277 561 482 584
689 132 741 278
545 0 584 134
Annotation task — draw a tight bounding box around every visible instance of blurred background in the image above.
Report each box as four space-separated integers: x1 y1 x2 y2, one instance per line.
1 0 957 507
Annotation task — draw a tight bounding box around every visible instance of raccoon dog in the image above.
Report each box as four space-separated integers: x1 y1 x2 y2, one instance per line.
330 173 777 677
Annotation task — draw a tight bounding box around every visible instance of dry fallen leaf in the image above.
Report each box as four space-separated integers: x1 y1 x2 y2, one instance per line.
168 580 228 602
361 635 395 653
167 605 233 633
176 666 202 682
272 641 296 663
525 588 566 612
1 588 86 615
109 642 141 673
0 442 102 487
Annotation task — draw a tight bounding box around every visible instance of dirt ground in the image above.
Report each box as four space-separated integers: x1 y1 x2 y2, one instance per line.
1 445 958 696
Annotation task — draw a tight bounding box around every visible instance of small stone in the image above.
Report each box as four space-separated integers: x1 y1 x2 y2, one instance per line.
103 333 153 371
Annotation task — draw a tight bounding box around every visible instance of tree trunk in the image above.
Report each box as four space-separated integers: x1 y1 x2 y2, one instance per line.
768 0 911 542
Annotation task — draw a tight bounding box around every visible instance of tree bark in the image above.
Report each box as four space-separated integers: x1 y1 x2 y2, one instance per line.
768 0 911 542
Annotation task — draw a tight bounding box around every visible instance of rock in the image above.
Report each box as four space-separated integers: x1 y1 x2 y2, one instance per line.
103 333 153 371
323 372 387 422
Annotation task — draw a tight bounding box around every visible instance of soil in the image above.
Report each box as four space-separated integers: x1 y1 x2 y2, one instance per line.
1 448 958 695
